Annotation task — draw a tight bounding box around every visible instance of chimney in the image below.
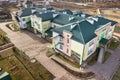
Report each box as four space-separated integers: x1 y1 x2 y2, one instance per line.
69 16 74 21
87 19 94 25
53 13 58 18
81 14 86 18
97 8 101 15
63 11 67 14
71 24 76 30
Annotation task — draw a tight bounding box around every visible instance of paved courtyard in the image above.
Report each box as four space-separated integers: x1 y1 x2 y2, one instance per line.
0 22 77 80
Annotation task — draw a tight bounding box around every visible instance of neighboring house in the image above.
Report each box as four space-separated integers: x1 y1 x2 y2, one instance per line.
52 16 117 65
0 72 11 80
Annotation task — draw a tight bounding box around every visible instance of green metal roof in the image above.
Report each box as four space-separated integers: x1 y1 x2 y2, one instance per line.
52 13 84 25
99 38 109 45
36 12 54 21
53 21 96 44
88 16 117 30
19 8 34 17
53 16 117 44
19 7 55 17
45 27 53 36
0 72 11 80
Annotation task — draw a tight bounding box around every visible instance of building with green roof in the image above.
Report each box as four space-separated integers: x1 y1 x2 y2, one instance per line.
13 6 55 29
0 72 11 80
13 7 117 65
31 9 87 37
52 16 117 65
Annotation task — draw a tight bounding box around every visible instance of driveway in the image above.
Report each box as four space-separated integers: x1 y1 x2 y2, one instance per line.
0 22 77 80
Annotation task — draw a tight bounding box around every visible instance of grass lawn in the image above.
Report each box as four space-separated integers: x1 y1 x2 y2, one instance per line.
56 54 81 68
88 51 111 65
87 53 98 66
108 40 120 50
12 24 20 31
6 23 20 32
13 47 55 80
0 48 55 80
0 27 54 80
0 35 10 45
113 66 120 80
0 28 10 46
52 58 95 78
114 27 120 33
0 49 33 80
114 24 120 33
0 39 4 45
103 51 111 63
0 28 6 35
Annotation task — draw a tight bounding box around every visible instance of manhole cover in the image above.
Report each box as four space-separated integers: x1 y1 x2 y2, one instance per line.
31 59 36 63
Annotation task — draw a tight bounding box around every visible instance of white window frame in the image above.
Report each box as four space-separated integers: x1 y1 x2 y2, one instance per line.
87 49 93 57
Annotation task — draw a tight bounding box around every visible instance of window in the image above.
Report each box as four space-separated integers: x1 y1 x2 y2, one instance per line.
60 44 63 50
67 38 69 43
89 40 94 47
60 37 62 42
66 49 69 53
35 21 40 29
109 26 113 32
88 49 93 56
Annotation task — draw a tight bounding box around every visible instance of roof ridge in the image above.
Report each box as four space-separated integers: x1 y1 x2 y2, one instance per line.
77 23 85 44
